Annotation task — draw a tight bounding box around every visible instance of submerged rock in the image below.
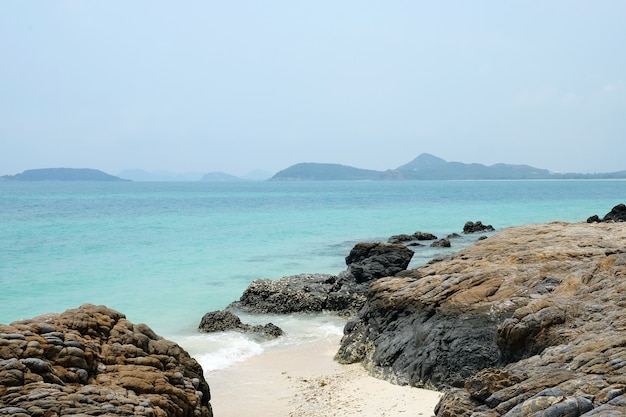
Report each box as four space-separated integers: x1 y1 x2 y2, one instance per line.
335 221 626 416
0 304 212 417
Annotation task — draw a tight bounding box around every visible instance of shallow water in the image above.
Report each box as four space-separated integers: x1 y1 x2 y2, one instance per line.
1 179 624 370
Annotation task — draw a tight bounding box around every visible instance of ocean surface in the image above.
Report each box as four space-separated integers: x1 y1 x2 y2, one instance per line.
1 180 624 373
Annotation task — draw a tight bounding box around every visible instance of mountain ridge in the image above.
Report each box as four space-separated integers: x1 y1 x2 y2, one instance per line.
270 153 626 181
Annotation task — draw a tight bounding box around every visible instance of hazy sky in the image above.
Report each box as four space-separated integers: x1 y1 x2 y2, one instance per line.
1 1 625 176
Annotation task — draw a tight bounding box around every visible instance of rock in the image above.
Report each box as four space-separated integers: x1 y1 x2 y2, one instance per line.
388 231 438 244
231 242 414 316
463 220 495 234
430 238 451 247
198 310 283 339
602 203 626 222
0 304 212 417
230 273 359 315
335 221 626 416
587 203 626 223
345 242 414 283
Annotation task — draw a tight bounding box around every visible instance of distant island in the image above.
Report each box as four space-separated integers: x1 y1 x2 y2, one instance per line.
0 168 129 182
5 155 626 182
270 153 626 181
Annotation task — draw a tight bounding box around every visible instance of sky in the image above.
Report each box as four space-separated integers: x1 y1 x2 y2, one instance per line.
1 1 625 177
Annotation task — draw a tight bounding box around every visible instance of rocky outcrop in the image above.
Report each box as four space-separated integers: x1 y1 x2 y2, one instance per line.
198 310 283 338
587 203 626 223
0 304 212 417
335 221 626 416
231 242 414 316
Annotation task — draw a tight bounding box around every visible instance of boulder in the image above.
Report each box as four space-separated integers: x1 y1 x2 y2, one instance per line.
198 310 283 338
0 304 212 417
231 242 414 316
345 242 414 283
430 238 451 247
463 220 495 234
335 221 626 416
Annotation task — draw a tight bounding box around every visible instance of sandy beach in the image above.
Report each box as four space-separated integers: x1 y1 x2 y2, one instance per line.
207 333 442 417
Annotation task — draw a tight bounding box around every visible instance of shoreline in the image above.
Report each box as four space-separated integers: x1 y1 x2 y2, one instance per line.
206 331 442 417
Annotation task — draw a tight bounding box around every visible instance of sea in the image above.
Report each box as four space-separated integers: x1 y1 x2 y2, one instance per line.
1 180 624 374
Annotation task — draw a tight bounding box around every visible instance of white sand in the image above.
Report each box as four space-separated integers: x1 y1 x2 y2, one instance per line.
207 334 442 417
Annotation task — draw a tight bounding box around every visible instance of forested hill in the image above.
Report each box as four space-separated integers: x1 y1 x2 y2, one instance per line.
1 168 129 181
270 163 384 180
270 153 626 181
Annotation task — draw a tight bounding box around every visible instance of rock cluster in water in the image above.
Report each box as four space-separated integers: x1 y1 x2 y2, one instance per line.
336 218 626 416
228 242 414 317
0 304 212 417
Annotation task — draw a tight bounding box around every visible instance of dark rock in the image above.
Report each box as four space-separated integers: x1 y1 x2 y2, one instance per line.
345 242 414 283
463 221 495 234
198 310 243 332
0 304 212 417
388 231 438 244
430 238 451 248
231 241 414 316
587 203 626 223
230 273 368 317
198 310 283 339
602 203 626 222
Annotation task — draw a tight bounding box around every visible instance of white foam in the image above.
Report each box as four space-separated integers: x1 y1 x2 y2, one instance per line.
171 313 347 374
174 331 265 372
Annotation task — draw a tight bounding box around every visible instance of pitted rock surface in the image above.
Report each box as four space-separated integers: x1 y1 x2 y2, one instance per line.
231 242 414 316
336 221 626 416
0 304 212 417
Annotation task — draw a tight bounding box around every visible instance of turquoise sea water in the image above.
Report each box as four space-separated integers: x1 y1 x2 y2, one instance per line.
1 180 624 370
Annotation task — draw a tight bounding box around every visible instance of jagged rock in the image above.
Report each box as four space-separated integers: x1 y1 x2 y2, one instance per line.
0 304 212 417
335 221 626 416
231 242 414 316
463 220 495 233
198 310 283 338
587 203 626 223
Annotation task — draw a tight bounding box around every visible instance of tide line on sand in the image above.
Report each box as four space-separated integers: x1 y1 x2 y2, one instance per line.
206 333 442 417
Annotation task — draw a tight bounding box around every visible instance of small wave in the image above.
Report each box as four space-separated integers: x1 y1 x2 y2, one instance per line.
176 332 265 372
173 313 347 373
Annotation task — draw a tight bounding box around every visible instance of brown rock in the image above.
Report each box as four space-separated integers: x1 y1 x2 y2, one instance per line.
0 304 212 417
336 221 626 415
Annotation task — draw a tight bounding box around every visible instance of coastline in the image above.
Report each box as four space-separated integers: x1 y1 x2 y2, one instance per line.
206 331 442 417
